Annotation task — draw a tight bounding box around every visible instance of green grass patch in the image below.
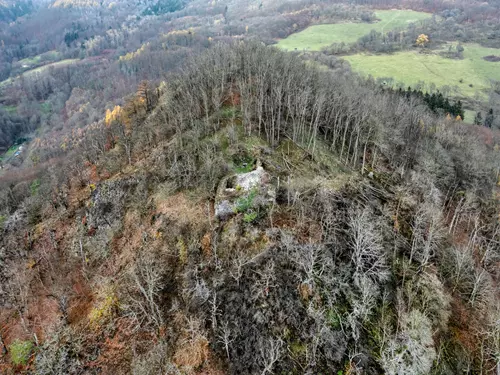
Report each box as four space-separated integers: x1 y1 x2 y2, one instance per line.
9 340 34 366
17 55 42 67
26 59 79 76
243 211 258 223
17 51 62 68
0 105 17 114
0 143 23 162
17 52 63 71
289 340 307 357
30 179 41 195
277 10 431 51
327 309 342 329
233 155 255 173
463 109 476 124
344 43 500 98
6 145 18 155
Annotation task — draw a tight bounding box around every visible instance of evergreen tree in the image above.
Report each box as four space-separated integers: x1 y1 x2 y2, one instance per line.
398 87 464 120
444 97 451 113
454 100 464 119
473 112 483 126
142 0 186 16
484 109 494 128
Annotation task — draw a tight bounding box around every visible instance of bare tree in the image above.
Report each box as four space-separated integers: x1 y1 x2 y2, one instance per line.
122 253 164 331
348 207 389 284
444 245 475 295
410 201 445 268
229 251 252 286
469 268 494 309
209 291 218 331
259 337 284 375
290 243 326 292
217 321 235 361
251 261 277 301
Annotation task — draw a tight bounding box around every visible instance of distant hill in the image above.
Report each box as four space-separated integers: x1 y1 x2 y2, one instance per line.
50 0 113 8
0 0 34 22
49 0 187 11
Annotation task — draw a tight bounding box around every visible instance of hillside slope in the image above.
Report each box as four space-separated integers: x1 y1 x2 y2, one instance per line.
0 43 498 375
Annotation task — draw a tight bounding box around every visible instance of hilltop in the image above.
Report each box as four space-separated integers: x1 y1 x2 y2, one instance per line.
0 1 499 374
0 43 499 374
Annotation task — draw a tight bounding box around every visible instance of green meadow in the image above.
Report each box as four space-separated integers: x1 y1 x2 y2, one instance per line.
26 59 79 75
17 51 61 68
277 10 432 51
278 10 500 110
344 43 500 98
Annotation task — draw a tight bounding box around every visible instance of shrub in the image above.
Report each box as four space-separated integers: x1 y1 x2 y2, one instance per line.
9 339 34 366
219 106 240 119
234 155 255 173
34 328 83 375
327 309 342 330
88 287 119 329
243 211 258 223
177 238 188 264
412 272 451 332
235 189 258 214
131 341 180 375
30 179 41 195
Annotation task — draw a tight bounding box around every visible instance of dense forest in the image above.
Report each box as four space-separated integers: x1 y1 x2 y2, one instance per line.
0 1 499 374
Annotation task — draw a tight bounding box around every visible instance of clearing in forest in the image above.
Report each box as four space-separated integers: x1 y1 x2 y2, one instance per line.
0 59 79 88
276 9 432 51
23 59 80 76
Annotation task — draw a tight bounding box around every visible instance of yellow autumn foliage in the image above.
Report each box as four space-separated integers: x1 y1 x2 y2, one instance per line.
105 105 123 126
162 28 196 38
119 43 149 61
88 288 119 329
416 34 429 47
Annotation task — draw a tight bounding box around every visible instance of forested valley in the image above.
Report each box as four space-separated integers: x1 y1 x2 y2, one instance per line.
0 1 499 374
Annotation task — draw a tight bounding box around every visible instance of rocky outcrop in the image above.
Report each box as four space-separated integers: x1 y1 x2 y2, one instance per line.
86 178 137 231
215 163 275 221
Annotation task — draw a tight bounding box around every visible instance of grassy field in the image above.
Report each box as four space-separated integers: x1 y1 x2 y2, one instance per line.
26 59 79 75
277 10 431 51
15 52 63 78
344 43 500 98
0 59 79 88
17 55 43 67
